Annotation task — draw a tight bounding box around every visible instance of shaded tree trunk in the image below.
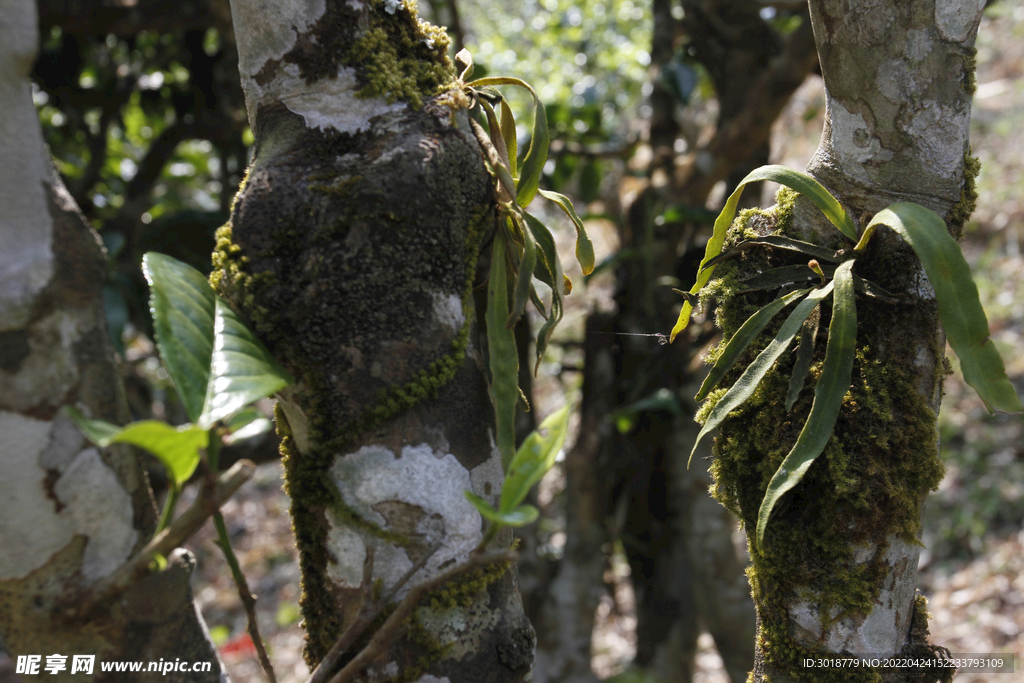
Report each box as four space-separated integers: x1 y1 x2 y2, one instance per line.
213 0 532 680
0 2 225 679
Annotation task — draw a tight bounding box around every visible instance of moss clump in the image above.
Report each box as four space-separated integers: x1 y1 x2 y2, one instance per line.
962 47 978 97
702 189 947 682
347 0 454 108
947 152 981 237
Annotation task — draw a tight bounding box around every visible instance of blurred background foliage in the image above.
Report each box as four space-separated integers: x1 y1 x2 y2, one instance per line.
29 0 1024 680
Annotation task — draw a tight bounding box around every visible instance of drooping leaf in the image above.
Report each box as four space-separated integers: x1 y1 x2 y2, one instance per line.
539 189 596 275
499 98 518 179
756 260 857 551
464 492 539 527
487 236 519 469
66 407 207 486
689 282 836 466
198 297 293 428
870 204 1022 414
479 98 512 176
670 166 855 342
786 307 821 411
523 213 565 374
500 403 570 513
695 289 811 401
469 76 549 207
142 252 215 423
509 217 537 328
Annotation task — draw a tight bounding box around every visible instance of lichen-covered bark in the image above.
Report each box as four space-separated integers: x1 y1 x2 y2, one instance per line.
705 2 984 682
0 3 225 678
218 1 533 680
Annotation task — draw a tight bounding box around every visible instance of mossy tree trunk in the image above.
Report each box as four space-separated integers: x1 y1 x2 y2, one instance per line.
216 1 533 680
705 1 984 682
0 2 225 678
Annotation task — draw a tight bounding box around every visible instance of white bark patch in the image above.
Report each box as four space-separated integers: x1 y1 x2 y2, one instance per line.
324 522 367 588
431 291 465 333
827 102 892 184
231 0 326 88
877 59 918 104
0 413 136 581
276 66 406 135
329 444 482 593
904 103 969 179
904 29 933 62
935 0 985 43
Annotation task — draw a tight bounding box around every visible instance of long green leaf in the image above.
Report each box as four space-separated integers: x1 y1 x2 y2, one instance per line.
487 237 519 468
66 407 206 486
142 252 215 422
499 98 518 179
689 281 835 466
509 217 537 328
464 492 539 527
524 213 565 374
199 297 294 428
539 189 596 275
756 261 857 551
869 204 1022 414
696 289 811 401
670 166 855 342
479 98 512 175
469 76 549 207
500 403 570 513
786 308 820 411
706 236 842 268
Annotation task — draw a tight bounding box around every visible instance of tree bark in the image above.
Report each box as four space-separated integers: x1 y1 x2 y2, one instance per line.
705 2 984 681
214 1 532 680
0 2 226 679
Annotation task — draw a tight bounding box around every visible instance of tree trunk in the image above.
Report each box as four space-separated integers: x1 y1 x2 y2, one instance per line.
214 1 532 680
706 2 984 681
0 2 225 679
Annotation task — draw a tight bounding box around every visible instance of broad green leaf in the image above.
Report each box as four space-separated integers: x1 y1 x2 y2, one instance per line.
509 217 538 328
500 404 570 512
870 204 1022 413
66 407 206 486
539 189 596 275
464 492 539 527
670 166 855 342
756 261 856 551
524 213 565 374
499 98 518 178
786 308 820 411
689 282 835 466
142 252 215 423
696 289 811 401
487 236 519 468
469 76 548 207
198 297 293 428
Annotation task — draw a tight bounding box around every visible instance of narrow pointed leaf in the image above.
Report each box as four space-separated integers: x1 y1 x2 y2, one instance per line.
66 407 206 486
479 99 512 174
741 264 833 292
464 492 539 527
757 261 856 551
524 213 565 374
499 98 518 178
671 165 854 342
786 307 820 411
706 236 842 268
487 237 519 468
199 297 294 428
470 118 517 202
695 289 811 401
871 204 1022 414
509 217 538 328
142 252 215 422
689 281 835 466
500 404 570 512
539 189 596 274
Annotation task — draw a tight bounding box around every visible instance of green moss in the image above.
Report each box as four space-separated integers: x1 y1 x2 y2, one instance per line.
346 0 454 108
962 47 978 97
702 190 947 682
948 152 981 237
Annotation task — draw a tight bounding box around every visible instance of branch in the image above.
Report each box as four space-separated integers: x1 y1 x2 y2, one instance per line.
324 549 516 683
58 459 256 622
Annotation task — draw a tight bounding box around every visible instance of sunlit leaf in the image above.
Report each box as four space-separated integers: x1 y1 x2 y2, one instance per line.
500 403 570 513
757 261 856 551
66 407 206 486
143 252 215 423
509 217 537 328
523 213 565 374
670 166 855 342
539 189 596 274
499 98 518 179
695 289 810 401
479 98 512 175
464 492 539 527
868 203 1022 414
689 282 835 466
487 236 519 469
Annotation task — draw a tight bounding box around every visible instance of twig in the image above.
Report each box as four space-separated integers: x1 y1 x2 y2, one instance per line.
309 542 442 683
57 459 256 622
326 549 516 683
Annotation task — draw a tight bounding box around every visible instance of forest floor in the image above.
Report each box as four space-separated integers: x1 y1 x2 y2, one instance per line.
187 3 1023 683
